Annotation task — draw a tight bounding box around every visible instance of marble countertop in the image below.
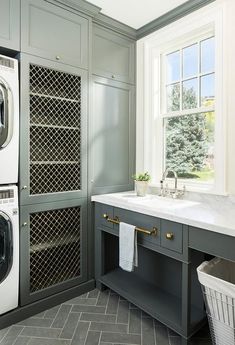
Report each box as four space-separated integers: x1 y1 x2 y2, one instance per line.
92 191 235 237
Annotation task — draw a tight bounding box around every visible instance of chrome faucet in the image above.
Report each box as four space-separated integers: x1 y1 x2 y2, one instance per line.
160 168 185 198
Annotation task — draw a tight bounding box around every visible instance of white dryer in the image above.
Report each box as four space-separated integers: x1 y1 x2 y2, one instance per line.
0 55 19 184
0 185 19 315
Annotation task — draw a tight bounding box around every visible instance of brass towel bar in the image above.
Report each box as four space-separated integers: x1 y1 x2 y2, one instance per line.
103 214 158 236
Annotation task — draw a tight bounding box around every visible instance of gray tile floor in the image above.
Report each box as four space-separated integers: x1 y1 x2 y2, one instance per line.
0 289 212 345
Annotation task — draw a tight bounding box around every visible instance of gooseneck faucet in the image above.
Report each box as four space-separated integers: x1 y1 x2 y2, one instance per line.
160 168 182 198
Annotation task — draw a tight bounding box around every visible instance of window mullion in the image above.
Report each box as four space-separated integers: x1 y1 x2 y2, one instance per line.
161 106 215 118
197 41 201 107
180 48 183 111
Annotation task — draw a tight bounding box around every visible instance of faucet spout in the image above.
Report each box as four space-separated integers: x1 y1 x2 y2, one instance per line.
162 168 178 192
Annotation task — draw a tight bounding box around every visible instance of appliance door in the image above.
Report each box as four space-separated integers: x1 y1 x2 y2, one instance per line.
0 211 13 283
0 79 13 149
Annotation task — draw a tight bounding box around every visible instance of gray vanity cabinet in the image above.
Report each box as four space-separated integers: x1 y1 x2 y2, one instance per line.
94 203 206 345
93 25 135 84
0 0 20 50
20 198 87 305
90 76 135 195
20 54 88 205
21 0 89 69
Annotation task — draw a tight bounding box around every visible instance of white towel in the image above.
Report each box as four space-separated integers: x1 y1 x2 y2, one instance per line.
119 222 138 272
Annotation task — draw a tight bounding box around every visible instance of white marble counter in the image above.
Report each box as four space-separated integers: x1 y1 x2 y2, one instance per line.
92 191 235 237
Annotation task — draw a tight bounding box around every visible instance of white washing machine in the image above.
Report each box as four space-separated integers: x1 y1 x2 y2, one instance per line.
0 185 19 315
0 55 19 184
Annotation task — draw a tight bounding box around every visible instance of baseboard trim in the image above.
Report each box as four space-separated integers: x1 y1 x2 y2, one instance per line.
0 279 95 330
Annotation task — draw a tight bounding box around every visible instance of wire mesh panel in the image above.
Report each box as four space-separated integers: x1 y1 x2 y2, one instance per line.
30 206 81 292
29 63 82 195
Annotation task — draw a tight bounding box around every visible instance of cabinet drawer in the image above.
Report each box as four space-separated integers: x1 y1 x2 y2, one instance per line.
160 220 183 254
100 204 114 229
21 0 88 69
93 25 135 84
114 208 160 247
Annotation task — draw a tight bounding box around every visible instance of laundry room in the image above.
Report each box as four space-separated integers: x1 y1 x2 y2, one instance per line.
1 1 235 345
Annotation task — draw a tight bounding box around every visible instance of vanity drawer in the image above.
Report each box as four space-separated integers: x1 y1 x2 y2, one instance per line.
100 204 114 229
160 220 183 254
114 207 160 247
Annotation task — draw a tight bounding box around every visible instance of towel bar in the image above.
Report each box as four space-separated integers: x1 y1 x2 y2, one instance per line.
103 214 158 236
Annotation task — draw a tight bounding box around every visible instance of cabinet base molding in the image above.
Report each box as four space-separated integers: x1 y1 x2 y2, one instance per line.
0 279 95 330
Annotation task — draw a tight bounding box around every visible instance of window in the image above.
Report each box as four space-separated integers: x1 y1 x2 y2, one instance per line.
162 36 215 185
137 4 225 194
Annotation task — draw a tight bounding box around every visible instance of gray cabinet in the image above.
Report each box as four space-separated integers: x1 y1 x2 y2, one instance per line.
93 25 135 84
90 76 135 195
20 54 88 205
20 198 87 305
0 0 20 50
94 203 206 345
21 0 89 69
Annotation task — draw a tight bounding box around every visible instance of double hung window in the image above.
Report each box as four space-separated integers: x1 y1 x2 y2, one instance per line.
162 36 215 184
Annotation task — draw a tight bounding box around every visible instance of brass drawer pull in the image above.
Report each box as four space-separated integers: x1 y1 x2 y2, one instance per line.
103 214 158 236
166 232 174 240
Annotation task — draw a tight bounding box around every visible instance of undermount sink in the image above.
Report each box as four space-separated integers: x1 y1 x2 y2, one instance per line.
120 194 199 210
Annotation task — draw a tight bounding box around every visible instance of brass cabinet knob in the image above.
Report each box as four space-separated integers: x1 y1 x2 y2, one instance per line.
103 213 108 219
111 75 115 79
166 232 174 240
22 185 28 190
56 55 60 60
22 222 28 227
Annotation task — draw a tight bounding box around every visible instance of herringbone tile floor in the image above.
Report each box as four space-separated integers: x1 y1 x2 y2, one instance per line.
0 289 212 345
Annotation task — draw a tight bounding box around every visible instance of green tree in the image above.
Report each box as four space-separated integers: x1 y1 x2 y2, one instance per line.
165 84 208 176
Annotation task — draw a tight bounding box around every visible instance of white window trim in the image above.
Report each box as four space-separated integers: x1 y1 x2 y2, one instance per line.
136 1 226 195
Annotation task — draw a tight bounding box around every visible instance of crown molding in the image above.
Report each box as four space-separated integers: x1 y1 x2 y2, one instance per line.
137 0 216 39
45 0 101 17
93 13 137 40
45 0 216 41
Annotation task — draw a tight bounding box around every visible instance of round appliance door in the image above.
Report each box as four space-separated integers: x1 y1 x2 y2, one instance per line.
0 211 13 283
0 79 13 149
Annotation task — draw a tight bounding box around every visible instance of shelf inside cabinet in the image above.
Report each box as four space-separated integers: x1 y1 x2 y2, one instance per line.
100 268 203 335
30 91 81 104
30 161 80 165
30 234 80 253
30 123 80 131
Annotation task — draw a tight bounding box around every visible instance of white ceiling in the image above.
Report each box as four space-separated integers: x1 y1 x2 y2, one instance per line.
88 0 188 29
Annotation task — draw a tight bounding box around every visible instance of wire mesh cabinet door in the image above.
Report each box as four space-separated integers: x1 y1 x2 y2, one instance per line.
20 54 88 205
20 198 87 305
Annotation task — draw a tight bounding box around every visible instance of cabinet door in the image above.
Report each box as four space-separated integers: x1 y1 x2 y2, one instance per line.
0 0 20 50
20 199 87 305
20 54 88 205
21 0 89 69
93 25 135 84
90 76 135 194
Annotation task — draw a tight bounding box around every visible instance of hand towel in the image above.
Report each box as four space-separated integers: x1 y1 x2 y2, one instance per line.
119 222 138 272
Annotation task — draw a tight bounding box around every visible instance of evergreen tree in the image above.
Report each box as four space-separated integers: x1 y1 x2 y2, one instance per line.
165 84 208 176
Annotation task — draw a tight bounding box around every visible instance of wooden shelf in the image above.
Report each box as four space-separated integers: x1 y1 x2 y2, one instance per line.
30 123 80 131
30 91 80 103
100 268 203 335
30 235 80 253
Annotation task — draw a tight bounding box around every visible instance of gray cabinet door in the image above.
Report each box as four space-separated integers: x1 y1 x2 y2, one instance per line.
20 54 88 205
20 198 87 305
21 0 89 69
0 0 20 50
90 76 135 194
93 25 135 84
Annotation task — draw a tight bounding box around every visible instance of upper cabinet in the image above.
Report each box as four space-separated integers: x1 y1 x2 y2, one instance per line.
90 76 135 195
93 25 135 84
21 0 89 69
0 0 20 51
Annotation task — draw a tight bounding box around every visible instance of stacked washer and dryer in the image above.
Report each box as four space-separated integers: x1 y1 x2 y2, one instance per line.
0 55 19 315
